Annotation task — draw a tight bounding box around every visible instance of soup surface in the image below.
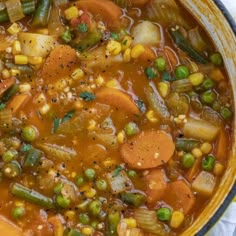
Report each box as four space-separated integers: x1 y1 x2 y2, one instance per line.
0 0 234 235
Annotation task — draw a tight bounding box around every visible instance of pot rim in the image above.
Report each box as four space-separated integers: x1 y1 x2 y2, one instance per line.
196 0 236 235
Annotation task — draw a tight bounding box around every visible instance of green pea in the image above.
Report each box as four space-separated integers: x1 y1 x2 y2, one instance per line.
157 207 172 221
89 200 102 216
200 90 216 105
124 122 139 136
128 170 137 178
220 107 233 121
175 65 190 79
145 67 158 79
12 206 25 219
56 195 70 208
111 32 119 40
75 176 84 186
202 155 215 171
21 125 38 142
154 57 166 72
53 182 63 194
182 153 195 168
79 213 90 224
210 52 223 66
2 149 18 162
84 168 96 180
96 179 107 191
91 220 98 229
201 78 215 90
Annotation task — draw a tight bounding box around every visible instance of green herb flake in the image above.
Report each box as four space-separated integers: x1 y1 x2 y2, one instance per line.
0 103 6 110
61 110 75 123
113 165 123 177
20 144 32 152
53 117 60 133
123 39 128 46
79 91 96 101
144 67 158 80
111 32 119 40
78 23 88 33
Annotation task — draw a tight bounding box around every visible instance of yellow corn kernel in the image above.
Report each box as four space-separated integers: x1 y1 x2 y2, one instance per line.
213 162 224 176
7 23 21 35
200 142 212 154
130 44 145 59
103 158 118 168
14 55 28 65
106 79 120 89
123 48 131 62
12 40 21 55
188 72 204 86
87 120 97 131
28 56 43 65
191 148 203 158
19 83 31 93
121 36 132 51
157 82 170 98
64 6 79 20
117 130 125 144
10 69 21 77
123 218 137 228
35 28 49 35
146 110 158 123
106 40 122 55
14 201 25 207
170 211 184 228
95 75 105 86
71 68 84 80
2 69 10 79
39 104 50 115
64 210 76 221
81 227 94 235
84 188 97 198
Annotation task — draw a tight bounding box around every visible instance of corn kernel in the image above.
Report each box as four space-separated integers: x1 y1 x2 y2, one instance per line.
200 142 212 154
87 120 97 131
35 28 49 35
117 130 125 144
28 56 43 65
191 148 203 158
2 69 10 79
14 201 25 207
64 6 79 20
146 110 158 123
213 162 224 176
12 40 21 54
81 227 94 235
10 69 21 77
130 44 145 59
123 218 137 228
71 68 84 80
84 188 97 198
103 158 118 168
19 83 31 93
123 48 131 62
188 72 204 86
170 211 184 228
106 79 120 89
7 23 21 35
39 104 50 115
14 55 28 65
64 210 76 221
95 75 105 86
106 40 122 55
121 36 132 51
157 82 170 98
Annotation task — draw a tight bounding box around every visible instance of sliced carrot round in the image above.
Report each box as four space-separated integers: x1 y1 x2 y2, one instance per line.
120 130 175 169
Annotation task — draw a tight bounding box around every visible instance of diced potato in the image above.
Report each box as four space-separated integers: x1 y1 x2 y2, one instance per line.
192 171 216 196
131 21 161 46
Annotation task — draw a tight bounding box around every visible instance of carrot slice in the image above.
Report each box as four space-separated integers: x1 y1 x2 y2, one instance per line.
96 87 140 115
0 78 16 96
0 215 22 236
145 168 168 203
164 46 179 71
7 93 31 114
139 46 156 62
120 130 175 169
131 0 150 6
75 0 122 29
42 45 77 82
215 128 228 161
185 156 202 182
164 180 195 214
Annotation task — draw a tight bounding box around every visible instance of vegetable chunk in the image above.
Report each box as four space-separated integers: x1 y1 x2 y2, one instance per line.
0 215 22 236
120 130 175 169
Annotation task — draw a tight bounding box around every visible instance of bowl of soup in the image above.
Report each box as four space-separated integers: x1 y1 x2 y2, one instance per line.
0 0 235 235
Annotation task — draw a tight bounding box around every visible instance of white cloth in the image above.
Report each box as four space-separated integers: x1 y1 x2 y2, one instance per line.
221 0 236 19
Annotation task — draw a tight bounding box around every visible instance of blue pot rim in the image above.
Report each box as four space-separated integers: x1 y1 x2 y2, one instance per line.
196 0 236 235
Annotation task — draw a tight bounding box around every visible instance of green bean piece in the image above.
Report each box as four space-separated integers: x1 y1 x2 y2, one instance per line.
64 228 84 236
88 200 102 216
24 148 42 167
75 176 84 186
0 0 35 23
107 209 120 236
11 183 55 209
154 57 166 72
181 153 195 168
12 206 25 220
3 161 21 178
120 192 146 207
56 195 70 208
21 125 38 142
157 207 172 221
79 213 90 224
202 155 215 171
2 149 18 162
220 107 233 121
210 52 223 66
175 65 190 79
1 84 19 103
175 138 200 152
5 62 34 76
84 168 95 180
124 122 139 136
31 0 51 26
96 179 107 191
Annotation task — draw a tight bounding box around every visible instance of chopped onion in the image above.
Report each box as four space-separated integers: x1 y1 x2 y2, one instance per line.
201 106 223 126
5 0 24 22
0 108 12 130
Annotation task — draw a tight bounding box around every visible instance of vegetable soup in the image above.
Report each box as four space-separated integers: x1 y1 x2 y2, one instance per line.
0 0 234 235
